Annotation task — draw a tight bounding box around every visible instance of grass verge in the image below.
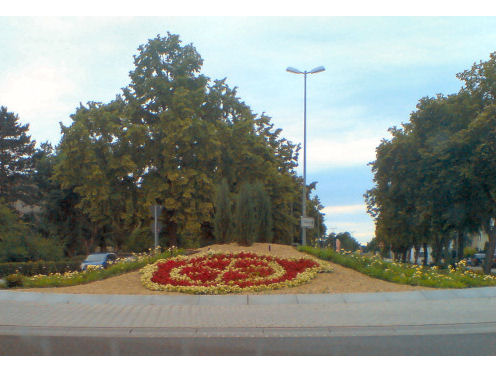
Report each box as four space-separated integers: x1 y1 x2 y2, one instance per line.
298 245 496 288
10 250 182 288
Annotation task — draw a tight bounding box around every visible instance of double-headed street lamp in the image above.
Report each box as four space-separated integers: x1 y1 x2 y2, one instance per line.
286 65 325 246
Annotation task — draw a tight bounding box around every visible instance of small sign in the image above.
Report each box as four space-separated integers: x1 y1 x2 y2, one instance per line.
300 216 315 228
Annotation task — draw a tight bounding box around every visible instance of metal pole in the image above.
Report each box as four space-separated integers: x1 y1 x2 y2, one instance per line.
302 72 307 247
154 206 158 249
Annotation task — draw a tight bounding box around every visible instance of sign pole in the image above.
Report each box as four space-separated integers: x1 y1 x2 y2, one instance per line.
154 206 158 250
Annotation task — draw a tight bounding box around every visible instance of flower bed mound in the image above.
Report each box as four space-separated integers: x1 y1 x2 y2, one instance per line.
140 251 332 294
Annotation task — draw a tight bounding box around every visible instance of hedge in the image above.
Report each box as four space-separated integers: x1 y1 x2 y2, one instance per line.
0 257 84 277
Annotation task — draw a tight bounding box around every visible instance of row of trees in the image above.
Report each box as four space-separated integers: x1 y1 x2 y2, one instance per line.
365 52 496 273
0 33 326 260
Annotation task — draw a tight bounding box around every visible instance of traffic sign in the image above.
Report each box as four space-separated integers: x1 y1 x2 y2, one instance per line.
300 217 315 228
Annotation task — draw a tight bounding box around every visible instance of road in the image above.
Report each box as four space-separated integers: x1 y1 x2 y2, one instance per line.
1 288 496 355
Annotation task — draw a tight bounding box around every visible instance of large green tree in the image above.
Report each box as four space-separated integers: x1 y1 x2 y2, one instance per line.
366 51 496 270
0 106 36 204
122 33 220 247
52 32 324 252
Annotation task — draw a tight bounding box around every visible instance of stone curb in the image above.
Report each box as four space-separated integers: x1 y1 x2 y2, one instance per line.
1 286 496 306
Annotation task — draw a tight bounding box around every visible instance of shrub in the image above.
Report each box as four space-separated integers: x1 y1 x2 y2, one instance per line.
6 273 24 288
463 247 477 258
124 227 154 253
0 258 83 277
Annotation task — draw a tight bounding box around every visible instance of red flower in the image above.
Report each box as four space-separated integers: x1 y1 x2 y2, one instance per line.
149 252 320 290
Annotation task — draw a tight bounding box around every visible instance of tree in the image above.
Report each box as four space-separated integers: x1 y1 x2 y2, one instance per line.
0 106 36 203
336 232 360 251
213 179 233 243
365 51 496 268
252 182 273 243
51 32 323 251
29 143 93 257
123 33 220 247
0 199 63 262
55 100 139 251
234 183 256 246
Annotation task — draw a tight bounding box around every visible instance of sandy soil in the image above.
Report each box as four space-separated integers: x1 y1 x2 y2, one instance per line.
16 243 435 295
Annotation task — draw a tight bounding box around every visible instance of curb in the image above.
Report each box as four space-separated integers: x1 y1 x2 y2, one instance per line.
2 286 496 306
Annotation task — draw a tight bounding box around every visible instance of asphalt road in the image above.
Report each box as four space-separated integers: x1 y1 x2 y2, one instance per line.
2 332 496 355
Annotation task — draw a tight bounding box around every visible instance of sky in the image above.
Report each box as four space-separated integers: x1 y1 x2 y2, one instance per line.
2 13 496 243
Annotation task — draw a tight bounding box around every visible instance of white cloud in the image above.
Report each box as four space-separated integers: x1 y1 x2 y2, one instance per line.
322 204 366 215
306 136 379 170
0 60 79 144
323 220 375 244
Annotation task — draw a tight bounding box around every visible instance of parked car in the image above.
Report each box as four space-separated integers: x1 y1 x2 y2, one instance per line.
80 253 117 271
469 253 486 267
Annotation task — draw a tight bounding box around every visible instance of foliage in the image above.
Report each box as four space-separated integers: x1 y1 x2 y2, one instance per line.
51 32 322 252
20 250 181 288
5 273 24 288
365 51 496 272
252 182 273 243
124 226 155 253
234 183 257 246
336 232 361 251
0 106 36 204
213 179 233 243
0 32 326 258
0 200 64 262
463 247 477 258
299 246 496 288
0 258 84 277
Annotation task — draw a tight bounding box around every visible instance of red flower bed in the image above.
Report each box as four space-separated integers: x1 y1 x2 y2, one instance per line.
141 251 328 294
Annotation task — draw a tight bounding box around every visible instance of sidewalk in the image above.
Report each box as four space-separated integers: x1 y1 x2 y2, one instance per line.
1 287 496 337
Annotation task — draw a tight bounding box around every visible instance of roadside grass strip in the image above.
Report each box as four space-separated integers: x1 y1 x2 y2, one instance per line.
298 246 496 288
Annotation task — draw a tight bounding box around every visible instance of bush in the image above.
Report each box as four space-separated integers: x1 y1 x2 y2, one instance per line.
124 227 154 253
463 247 477 258
6 273 24 288
0 258 83 277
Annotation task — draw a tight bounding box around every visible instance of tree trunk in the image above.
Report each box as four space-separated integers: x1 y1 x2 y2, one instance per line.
167 221 178 247
423 243 428 266
484 226 496 275
433 235 443 266
414 244 420 265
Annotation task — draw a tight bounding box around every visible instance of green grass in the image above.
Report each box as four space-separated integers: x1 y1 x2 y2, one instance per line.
18 250 182 288
298 246 496 288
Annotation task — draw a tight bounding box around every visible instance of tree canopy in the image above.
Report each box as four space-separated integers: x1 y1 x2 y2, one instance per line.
42 32 326 253
365 51 496 272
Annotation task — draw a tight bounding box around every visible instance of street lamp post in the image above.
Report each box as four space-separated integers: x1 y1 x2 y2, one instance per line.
286 65 325 247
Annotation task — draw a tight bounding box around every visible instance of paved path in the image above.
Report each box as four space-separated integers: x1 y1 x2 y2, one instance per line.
1 288 496 354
